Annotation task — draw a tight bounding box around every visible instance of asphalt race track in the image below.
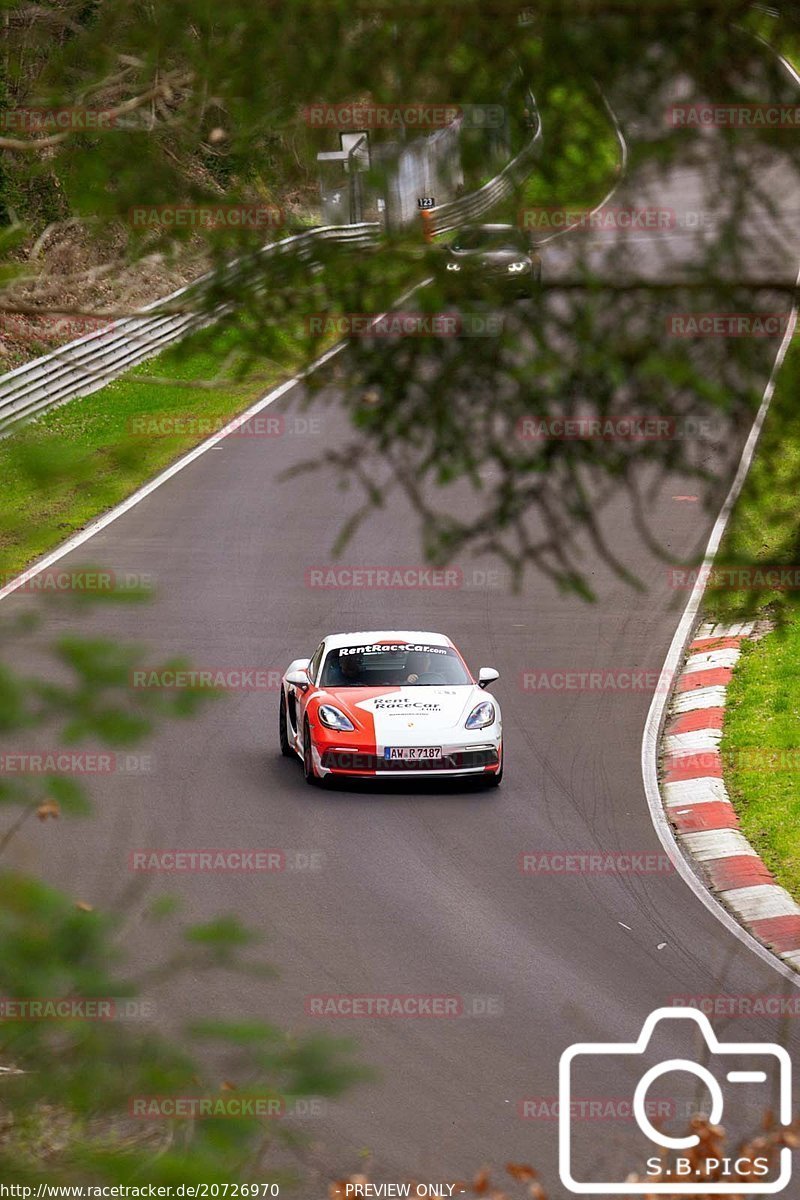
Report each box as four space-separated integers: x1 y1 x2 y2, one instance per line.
3 46 800 1197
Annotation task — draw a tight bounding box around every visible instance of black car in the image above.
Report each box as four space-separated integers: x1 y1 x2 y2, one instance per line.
440 223 542 296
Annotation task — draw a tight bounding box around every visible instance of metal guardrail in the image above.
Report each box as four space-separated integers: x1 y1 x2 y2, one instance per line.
0 93 543 432
0 222 380 432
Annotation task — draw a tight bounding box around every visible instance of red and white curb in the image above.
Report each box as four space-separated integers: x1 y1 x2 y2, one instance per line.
661 621 800 973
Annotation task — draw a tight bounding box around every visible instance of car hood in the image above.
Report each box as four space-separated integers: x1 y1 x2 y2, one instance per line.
322 685 484 729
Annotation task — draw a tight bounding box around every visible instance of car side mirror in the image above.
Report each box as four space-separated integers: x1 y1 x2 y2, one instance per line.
286 668 310 690
478 667 499 689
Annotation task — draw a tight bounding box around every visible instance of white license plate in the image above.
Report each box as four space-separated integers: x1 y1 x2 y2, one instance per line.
385 746 442 761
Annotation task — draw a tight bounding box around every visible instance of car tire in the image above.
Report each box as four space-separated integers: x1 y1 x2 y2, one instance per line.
302 718 326 786
279 691 293 757
484 753 503 788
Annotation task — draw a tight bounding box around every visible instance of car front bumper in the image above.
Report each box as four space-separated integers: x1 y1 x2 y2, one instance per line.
310 733 501 779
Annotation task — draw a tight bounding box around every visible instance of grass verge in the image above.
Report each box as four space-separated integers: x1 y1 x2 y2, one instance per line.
0 322 315 580
722 628 800 898
704 335 800 900
519 82 621 213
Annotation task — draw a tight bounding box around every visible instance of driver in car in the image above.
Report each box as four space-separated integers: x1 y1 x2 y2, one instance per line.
328 651 364 686
405 652 436 684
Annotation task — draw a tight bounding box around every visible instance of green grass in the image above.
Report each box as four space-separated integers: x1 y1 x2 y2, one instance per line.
520 83 621 211
702 337 800 627
482 79 621 228
705 335 800 900
722 626 800 898
0 242 432 581
0 322 308 580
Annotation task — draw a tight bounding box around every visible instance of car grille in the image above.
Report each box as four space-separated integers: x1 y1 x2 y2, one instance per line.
321 749 499 772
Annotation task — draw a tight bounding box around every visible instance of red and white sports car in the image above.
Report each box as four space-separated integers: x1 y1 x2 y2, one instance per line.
278 630 502 786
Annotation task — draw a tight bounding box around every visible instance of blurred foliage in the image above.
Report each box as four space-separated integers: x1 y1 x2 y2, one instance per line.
0 0 798 1188
0 1 798 594
0 444 365 1183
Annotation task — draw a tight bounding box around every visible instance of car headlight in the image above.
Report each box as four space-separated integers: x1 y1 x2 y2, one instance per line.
465 700 496 729
508 261 527 273
446 262 461 271
318 704 355 732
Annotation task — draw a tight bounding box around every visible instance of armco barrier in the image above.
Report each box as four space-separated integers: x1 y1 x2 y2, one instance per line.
0 92 544 432
0 222 380 432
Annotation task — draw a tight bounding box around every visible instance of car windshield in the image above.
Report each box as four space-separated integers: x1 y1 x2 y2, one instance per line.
452 228 523 252
320 643 472 688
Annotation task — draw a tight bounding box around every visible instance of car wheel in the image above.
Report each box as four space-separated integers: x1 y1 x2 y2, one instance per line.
279 691 293 757
302 718 326 786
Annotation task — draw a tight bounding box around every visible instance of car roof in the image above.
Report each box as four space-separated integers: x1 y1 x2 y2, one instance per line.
323 630 453 651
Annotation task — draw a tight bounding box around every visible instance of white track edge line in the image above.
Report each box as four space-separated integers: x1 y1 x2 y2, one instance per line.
641 264 800 985
0 282 427 605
